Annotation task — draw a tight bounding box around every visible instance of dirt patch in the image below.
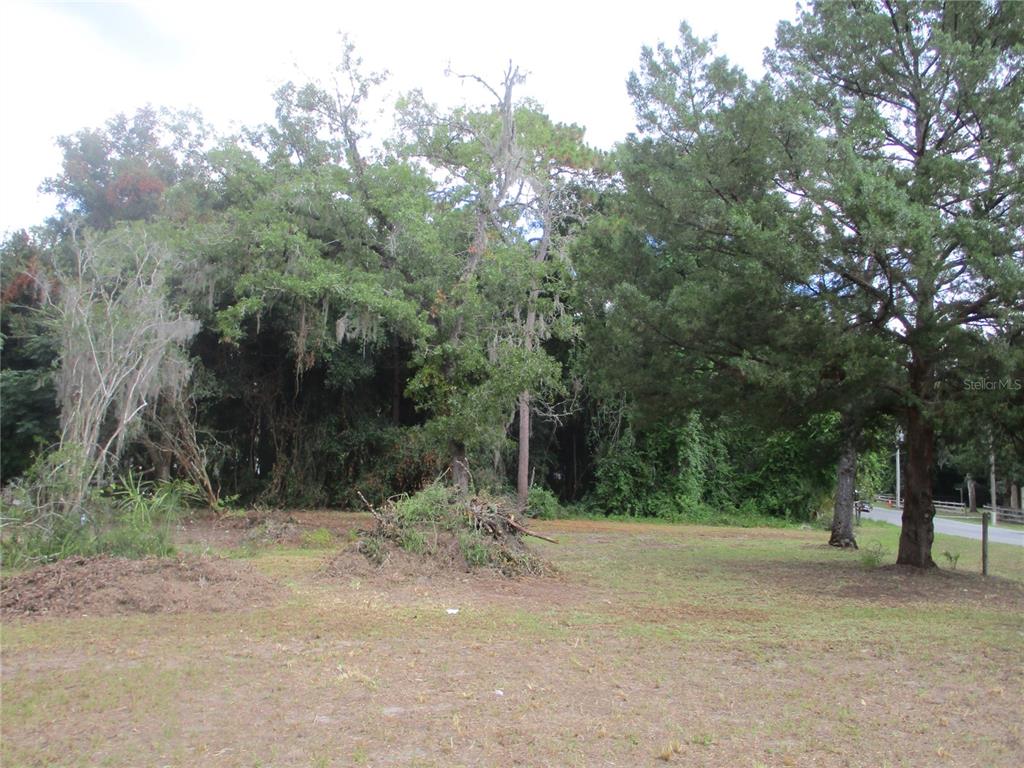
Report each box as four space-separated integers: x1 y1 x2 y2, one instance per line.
843 563 1024 606
733 555 1024 609
1 554 284 618
173 510 370 551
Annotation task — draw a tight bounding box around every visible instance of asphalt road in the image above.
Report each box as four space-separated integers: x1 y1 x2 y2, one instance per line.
863 506 1024 547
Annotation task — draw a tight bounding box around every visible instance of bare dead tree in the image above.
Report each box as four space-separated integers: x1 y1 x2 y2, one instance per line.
43 227 200 521
139 393 219 507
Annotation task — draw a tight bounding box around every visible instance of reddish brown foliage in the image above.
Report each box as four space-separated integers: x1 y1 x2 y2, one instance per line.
104 169 166 215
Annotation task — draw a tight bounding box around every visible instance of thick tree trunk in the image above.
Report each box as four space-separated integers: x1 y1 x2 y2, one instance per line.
897 402 937 567
1012 483 1020 511
829 439 858 548
146 442 172 483
517 391 530 505
451 441 470 493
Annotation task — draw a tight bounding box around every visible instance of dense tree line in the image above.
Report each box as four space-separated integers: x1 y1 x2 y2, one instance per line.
2 1 1021 567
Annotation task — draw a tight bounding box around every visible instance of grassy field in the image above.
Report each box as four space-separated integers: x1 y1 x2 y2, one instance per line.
2 514 1022 767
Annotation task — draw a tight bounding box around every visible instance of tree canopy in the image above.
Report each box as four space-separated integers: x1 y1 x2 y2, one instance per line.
2 1 1021 570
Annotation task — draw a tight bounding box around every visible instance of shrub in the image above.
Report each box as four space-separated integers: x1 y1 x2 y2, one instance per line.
98 473 196 558
457 529 492 568
586 414 836 524
1 468 197 568
859 540 888 568
526 486 565 519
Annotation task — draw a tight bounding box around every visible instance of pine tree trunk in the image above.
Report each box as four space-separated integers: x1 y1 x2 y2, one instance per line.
829 439 858 548
897 400 937 567
517 391 530 505
514 201 550 508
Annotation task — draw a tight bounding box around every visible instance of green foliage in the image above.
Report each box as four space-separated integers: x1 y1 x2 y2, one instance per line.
1 232 59 483
1 465 197 568
102 473 196 558
856 447 891 502
6 17 1016 562
729 425 835 521
398 527 427 555
1 509 91 572
457 529 492 568
859 541 889 569
1 447 98 568
584 412 831 523
390 483 457 527
41 106 210 228
526 486 565 519
338 425 444 508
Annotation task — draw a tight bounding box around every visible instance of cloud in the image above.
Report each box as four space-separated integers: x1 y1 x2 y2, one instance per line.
56 2 183 69
0 0 795 235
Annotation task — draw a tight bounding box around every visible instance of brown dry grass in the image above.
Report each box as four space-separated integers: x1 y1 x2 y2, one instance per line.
0 554 282 618
2 514 1022 767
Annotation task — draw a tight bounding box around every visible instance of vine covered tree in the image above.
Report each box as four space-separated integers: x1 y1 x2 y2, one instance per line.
397 65 600 498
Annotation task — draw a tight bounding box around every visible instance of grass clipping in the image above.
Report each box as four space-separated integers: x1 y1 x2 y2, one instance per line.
357 484 552 577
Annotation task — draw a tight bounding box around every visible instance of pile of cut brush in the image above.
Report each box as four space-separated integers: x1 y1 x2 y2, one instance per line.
355 484 554 577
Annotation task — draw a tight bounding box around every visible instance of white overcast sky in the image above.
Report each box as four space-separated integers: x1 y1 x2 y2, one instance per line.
0 0 798 236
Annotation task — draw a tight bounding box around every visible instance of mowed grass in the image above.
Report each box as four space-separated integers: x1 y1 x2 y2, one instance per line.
2 516 1022 768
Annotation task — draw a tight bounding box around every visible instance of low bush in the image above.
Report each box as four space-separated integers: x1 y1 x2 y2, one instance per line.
859 540 889 568
1 469 198 569
526 486 566 519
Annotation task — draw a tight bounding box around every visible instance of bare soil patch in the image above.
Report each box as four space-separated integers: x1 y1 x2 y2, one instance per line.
0 554 283 618
848 563 1024 606
172 510 369 550
736 554 1024 609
